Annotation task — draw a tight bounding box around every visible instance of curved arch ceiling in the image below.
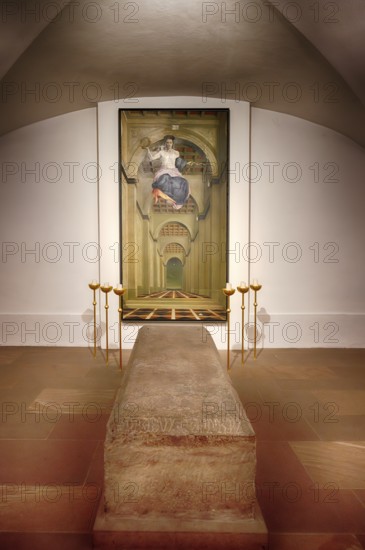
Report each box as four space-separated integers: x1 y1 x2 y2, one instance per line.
1 0 364 146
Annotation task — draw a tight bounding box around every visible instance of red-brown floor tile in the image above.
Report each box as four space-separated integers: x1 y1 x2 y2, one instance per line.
256 441 314 486
277 378 365 391
332 490 365 533
0 533 92 550
269 533 363 550
0 410 55 439
0 349 25 367
85 441 104 487
0 486 98 531
354 489 365 507
258 486 365 533
249 412 318 441
48 414 110 441
305 414 365 441
0 440 98 484
256 443 365 533
289 441 365 490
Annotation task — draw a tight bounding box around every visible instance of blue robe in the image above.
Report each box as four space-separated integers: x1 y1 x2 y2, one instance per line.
152 173 189 206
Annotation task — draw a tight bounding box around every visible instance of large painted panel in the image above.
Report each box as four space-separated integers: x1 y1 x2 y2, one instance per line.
120 108 229 322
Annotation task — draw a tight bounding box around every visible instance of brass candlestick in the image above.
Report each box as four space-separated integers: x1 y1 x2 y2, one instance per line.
113 285 126 370
222 287 236 372
250 282 262 359
100 283 113 366
237 284 250 365
88 281 100 357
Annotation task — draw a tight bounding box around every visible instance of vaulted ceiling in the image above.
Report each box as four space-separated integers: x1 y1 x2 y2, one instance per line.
1 0 365 146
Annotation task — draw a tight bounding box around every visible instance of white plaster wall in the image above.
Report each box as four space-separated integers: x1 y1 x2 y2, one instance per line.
0 108 99 346
248 107 365 348
1 101 364 348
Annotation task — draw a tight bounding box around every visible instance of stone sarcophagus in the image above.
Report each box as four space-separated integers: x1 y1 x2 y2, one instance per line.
94 325 267 549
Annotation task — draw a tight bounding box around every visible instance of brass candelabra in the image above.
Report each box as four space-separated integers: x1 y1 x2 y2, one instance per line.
88 280 100 357
250 280 262 359
100 282 113 365
222 285 236 372
113 284 126 370
237 282 250 365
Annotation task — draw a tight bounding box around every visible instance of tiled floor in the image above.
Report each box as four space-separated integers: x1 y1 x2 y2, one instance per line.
123 291 226 321
0 346 364 549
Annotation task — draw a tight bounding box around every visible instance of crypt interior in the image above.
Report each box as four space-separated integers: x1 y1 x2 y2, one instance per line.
0 0 365 549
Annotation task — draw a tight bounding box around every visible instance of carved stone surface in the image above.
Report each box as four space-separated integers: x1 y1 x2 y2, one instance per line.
104 325 255 518
94 325 267 549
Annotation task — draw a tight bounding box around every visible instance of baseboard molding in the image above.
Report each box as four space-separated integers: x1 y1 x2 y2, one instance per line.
0 313 364 348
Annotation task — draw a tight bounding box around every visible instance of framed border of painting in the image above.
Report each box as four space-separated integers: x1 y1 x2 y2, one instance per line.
119 108 229 323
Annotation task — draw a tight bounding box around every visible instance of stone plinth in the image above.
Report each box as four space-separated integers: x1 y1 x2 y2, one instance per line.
94 325 267 549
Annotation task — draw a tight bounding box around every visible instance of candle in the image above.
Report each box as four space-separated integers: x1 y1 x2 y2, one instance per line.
240 281 247 288
117 283 123 290
103 282 109 287
253 279 258 286
226 282 232 290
